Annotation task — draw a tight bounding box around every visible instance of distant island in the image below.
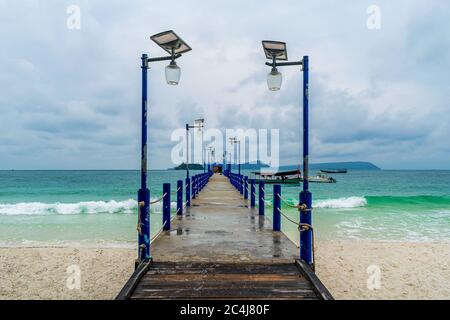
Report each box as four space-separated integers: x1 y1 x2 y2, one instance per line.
279 161 381 171
172 163 204 170
228 160 270 170
171 161 380 171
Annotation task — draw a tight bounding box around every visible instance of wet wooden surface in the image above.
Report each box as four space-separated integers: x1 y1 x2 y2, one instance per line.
130 261 319 300
123 174 329 300
152 174 298 263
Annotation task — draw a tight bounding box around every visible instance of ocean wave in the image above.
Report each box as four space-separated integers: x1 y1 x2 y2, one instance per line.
314 197 367 209
0 199 138 215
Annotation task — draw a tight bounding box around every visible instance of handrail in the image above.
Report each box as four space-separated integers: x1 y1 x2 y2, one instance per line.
150 220 167 244
149 192 167 204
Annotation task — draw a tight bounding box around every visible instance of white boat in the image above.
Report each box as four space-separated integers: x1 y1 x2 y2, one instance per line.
308 172 336 183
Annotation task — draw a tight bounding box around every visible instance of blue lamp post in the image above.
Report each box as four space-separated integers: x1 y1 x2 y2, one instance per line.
137 30 192 264
185 118 204 178
229 137 241 175
262 40 313 267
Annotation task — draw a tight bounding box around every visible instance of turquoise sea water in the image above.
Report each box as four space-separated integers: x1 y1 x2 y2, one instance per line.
0 170 449 247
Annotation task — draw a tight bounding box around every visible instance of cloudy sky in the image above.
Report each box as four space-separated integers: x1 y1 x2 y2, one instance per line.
0 0 449 170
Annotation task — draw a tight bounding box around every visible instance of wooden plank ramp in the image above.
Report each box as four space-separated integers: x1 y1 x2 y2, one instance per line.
117 174 333 300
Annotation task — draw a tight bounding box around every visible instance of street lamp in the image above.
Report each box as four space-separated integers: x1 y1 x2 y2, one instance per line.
262 41 287 91
229 137 241 175
186 119 204 179
136 30 191 264
207 146 214 172
150 30 192 85
194 119 205 173
262 40 313 268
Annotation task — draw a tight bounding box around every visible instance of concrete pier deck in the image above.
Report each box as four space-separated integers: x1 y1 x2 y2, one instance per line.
152 174 298 263
117 174 333 300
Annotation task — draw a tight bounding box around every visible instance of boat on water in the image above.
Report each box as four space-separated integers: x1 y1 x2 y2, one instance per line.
250 170 302 184
250 170 336 184
320 168 347 174
309 173 336 183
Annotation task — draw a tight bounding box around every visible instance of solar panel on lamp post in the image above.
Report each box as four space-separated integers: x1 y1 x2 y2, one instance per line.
137 30 191 264
150 30 192 85
262 40 314 269
262 41 287 91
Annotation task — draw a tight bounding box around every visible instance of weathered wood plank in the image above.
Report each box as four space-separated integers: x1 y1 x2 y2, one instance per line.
118 174 333 300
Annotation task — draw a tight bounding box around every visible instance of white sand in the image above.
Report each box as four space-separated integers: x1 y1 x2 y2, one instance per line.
1 241 449 300
315 241 450 299
0 247 135 300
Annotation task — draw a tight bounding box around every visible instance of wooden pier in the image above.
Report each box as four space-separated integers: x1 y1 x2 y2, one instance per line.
117 174 333 300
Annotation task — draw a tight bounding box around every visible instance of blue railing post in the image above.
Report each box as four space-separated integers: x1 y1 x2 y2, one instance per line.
163 183 171 231
258 181 265 216
243 176 248 199
299 55 313 266
177 180 183 216
250 179 255 207
273 185 281 231
185 177 190 207
137 53 150 262
239 175 244 195
192 175 196 199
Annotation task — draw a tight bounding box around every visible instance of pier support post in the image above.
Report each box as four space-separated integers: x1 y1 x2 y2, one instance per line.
300 190 312 264
244 176 248 199
299 55 313 267
137 53 150 262
273 185 281 231
163 183 171 231
186 177 190 207
192 175 196 199
258 181 265 215
250 179 255 207
239 175 244 195
177 180 183 216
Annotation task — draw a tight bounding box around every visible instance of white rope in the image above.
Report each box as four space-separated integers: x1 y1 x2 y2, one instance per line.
150 220 167 244
150 193 167 205
277 207 300 226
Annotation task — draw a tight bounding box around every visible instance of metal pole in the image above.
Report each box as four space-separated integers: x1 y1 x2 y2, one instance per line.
299 55 313 266
202 129 205 173
163 183 171 231
250 179 256 207
186 177 190 207
258 181 265 216
238 140 241 175
186 124 190 179
192 175 196 199
244 176 248 199
273 185 281 231
177 180 183 215
137 54 151 262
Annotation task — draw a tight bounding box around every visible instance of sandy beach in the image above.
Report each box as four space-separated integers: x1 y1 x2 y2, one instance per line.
1 241 449 300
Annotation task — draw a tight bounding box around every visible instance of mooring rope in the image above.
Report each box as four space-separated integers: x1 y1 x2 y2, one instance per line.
277 193 300 208
277 207 300 226
276 206 315 271
150 220 167 244
150 193 167 204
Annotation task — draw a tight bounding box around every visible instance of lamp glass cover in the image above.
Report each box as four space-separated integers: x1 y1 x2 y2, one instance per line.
267 69 282 91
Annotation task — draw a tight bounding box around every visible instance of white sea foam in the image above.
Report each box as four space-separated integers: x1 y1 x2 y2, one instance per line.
314 196 367 209
0 199 138 215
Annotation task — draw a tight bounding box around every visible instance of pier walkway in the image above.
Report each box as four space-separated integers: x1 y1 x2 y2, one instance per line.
117 174 333 300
